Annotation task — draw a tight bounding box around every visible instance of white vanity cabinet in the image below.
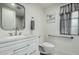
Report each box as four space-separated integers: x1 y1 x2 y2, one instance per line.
0 36 40 55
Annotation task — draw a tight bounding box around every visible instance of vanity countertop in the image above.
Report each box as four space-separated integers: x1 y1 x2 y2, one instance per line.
0 35 38 44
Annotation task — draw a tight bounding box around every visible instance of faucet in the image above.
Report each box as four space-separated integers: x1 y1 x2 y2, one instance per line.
8 27 22 36
8 33 13 36
8 27 18 36
15 27 19 36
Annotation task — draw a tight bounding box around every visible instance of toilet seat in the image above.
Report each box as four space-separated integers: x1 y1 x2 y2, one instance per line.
40 42 55 48
39 42 55 55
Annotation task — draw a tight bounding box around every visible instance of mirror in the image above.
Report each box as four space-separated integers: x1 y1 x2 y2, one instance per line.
0 3 25 30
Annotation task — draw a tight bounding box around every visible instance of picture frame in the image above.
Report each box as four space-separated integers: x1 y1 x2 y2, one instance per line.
47 14 55 23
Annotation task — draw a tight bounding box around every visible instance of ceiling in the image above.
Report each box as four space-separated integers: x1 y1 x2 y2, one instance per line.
37 3 65 8
25 3 66 8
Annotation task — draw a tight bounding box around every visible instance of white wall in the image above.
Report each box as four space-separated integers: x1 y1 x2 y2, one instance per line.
45 4 79 55
0 3 46 44
23 4 46 44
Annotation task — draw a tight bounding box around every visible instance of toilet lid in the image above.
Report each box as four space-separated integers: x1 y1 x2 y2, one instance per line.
42 42 55 48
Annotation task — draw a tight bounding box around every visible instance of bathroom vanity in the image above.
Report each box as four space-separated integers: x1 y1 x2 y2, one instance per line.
0 3 40 55
0 35 40 55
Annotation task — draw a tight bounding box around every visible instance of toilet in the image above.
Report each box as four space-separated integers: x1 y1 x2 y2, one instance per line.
39 42 55 55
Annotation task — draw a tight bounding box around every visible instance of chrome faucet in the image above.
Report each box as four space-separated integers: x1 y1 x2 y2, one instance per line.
8 27 22 36
15 27 19 36
8 33 13 36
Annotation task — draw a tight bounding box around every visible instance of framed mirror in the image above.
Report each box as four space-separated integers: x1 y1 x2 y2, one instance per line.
0 3 25 30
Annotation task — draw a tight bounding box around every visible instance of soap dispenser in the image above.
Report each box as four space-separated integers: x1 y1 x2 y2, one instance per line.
30 17 35 34
31 17 35 30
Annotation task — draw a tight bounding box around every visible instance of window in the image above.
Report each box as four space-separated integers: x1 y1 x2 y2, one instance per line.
71 11 79 35
60 3 79 35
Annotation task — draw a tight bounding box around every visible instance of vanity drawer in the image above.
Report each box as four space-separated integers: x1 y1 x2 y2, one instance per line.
0 42 28 55
0 37 37 48
13 38 37 50
0 39 28 48
0 40 29 51
0 49 13 55
28 43 39 55
14 45 29 55
14 39 38 55
0 38 36 50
